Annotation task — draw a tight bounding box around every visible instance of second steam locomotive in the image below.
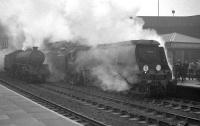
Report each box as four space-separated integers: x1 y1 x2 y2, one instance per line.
4 47 50 82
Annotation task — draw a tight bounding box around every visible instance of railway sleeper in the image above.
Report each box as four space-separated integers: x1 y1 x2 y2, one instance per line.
129 114 140 121
104 106 112 110
136 101 200 121
127 110 171 125
129 114 161 126
164 99 200 111
163 102 200 115
137 115 148 124
62 113 73 117
190 107 200 114
97 104 106 109
111 108 121 114
119 110 129 116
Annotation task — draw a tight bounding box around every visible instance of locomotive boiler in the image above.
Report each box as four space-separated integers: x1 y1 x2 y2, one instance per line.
4 47 50 82
47 40 177 97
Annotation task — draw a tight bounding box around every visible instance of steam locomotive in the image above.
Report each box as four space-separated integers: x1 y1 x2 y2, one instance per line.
4 47 50 82
47 40 177 97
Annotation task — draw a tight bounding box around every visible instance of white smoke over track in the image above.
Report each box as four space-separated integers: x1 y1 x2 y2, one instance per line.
0 0 164 48
0 0 166 91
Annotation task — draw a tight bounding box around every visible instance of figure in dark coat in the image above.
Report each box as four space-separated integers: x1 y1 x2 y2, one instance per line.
181 60 189 82
174 59 181 81
188 61 195 80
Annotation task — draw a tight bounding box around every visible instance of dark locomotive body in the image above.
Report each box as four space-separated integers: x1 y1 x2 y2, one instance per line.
134 41 176 96
4 47 50 82
47 40 176 97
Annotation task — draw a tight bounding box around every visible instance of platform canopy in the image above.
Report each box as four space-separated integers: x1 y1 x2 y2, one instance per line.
161 32 200 48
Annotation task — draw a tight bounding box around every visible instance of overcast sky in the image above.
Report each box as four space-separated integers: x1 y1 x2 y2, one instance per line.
137 0 200 16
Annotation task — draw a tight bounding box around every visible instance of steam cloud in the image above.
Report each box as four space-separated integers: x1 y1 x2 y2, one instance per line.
75 45 139 91
0 0 166 91
0 0 164 47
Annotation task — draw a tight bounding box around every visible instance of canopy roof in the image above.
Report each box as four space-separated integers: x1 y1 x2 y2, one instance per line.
161 32 200 43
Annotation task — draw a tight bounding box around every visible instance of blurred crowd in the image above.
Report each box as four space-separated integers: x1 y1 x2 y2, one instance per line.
173 59 200 82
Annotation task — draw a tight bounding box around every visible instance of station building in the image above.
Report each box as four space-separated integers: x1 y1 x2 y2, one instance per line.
141 15 200 64
161 32 200 65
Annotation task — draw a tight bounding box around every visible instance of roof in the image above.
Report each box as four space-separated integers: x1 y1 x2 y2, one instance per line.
161 32 200 43
98 40 159 48
141 15 200 38
141 15 200 27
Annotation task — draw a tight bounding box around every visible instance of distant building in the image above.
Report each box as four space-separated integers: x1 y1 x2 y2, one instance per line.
162 32 200 64
141 15 200 64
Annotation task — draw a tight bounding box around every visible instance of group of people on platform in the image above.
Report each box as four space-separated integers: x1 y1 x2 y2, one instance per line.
173 59 200 82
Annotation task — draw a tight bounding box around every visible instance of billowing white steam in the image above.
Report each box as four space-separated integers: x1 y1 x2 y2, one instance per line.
0 0 165 91
0 0 164 48
75 44 139 91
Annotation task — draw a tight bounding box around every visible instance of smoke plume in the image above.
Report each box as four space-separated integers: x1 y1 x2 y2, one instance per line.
75 44 139 91
0 0 164 48
0 0 166 91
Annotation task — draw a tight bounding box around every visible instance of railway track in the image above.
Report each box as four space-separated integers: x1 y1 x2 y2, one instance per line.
0 79 109 126
0 77 153 126
40 83 200 126
0 75 200 126
47 83 200 113
43 83 200 113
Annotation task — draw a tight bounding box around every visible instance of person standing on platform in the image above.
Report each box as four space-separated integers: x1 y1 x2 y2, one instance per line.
179 61 184 83
195 60 200 79
182 60 189 82
188 61 195 80
174 59 181 81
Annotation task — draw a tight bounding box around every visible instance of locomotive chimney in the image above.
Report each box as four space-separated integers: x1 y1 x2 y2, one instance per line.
33 47 38 50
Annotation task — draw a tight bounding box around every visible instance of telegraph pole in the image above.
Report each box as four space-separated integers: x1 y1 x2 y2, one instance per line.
158 0 159 16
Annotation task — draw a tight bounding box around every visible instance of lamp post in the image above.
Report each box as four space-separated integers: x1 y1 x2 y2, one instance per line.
172 10 175 16
158 0 159 16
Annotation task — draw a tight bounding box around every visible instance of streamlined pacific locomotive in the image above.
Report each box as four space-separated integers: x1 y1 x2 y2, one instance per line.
47 40 176 97
4 47 50 82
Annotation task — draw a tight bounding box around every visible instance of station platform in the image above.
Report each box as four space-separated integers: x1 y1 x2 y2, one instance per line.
177 79 200 88
0 83 82 126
